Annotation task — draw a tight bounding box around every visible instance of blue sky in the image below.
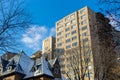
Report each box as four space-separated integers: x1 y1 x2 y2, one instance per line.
25 0 100 27
19 0 100 56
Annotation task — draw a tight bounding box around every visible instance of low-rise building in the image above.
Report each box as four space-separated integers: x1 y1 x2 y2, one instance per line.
0 51 61 80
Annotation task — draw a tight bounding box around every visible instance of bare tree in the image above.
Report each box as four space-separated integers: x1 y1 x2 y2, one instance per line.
93 13 120 80
0 0 31 52
96 1 120 80
62 42 93 80
98 0 120 54
99 0 120 29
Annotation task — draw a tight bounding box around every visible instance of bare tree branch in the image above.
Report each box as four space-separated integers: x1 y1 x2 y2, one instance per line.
0 0 31 52
99 0 120 28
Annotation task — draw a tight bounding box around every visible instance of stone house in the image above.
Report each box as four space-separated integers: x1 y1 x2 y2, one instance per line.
0 51 61 80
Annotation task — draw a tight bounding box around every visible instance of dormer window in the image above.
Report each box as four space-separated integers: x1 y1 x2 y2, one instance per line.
31 67 36 72
0 68 1 75
36 65 41 69
7 64 16 71
7 66 12 71
35 64 42 74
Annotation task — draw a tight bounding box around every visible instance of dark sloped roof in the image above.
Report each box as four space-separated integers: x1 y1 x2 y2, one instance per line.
1 51 34 76
24 58 54 79
0 51 61 79
49 58 57 67
8 59 16 66
0 57 8 72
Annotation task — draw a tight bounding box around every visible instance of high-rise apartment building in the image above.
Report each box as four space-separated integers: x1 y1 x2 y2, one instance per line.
42 36 56 60
56 6 96 79
55 6 115 80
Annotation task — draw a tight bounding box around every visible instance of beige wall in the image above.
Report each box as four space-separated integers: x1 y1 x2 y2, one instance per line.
2 74 53 80
3 75 15 80
42 36 56 59
26 76 53 80
2 73 24 80
56 6 96 79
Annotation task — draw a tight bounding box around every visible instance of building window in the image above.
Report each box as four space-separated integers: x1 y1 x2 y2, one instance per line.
72 36 77 41
66 33 70 37
58 49 63 53
67 64 71 67
82 32 88 36
82 26 87 30
71 14 75 18
71 25 76 29
57 21 62 26
81 14 86 19
71 30 76 35
85 58 90 63
65 22 70 26
31 67 36 72
7 66 12 71
57 36 63 42
57 38 60 41
83 38 88 42
66 45 71 49
85 50 91 56
84 44 89 48
80 9 85 14
65 27 70 32
66 39 71 43
81 20 86 25
57 43 62 47
65 17 70 21
57 27 62 31
59 60 63 65
72 42 77 47
86 72 92 78
67 57 71 61
57 32 62 36
71 19 76 23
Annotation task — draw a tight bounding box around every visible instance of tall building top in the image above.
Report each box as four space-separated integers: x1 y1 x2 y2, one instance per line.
43 36 55 41
56 6 94 24
42 36 55 51
42 36 56 60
